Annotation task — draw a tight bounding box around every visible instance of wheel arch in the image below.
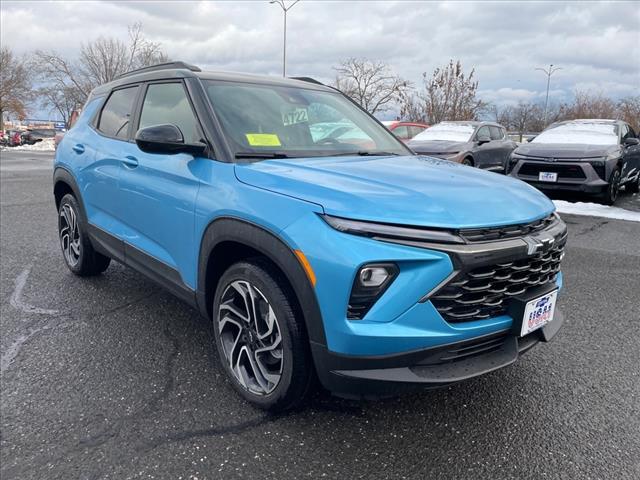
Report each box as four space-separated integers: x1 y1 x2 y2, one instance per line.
196 217 327 347
53 167 87 222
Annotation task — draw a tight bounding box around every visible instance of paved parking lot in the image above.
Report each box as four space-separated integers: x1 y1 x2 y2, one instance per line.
1 150 639 479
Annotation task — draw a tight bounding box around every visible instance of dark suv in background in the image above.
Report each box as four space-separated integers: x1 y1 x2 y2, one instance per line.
408 121 517 172
508 119 640 204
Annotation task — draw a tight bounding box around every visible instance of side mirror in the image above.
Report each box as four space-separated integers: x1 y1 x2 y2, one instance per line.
477 134 491 145
135 124 206 156
623 137 640 146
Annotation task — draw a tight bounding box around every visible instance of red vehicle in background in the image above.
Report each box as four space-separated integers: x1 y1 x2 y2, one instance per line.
382 121 429 142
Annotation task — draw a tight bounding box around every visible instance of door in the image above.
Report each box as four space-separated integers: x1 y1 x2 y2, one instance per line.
489 126 516 171
117 81 206 291
82 85 140 244
473 126 495 168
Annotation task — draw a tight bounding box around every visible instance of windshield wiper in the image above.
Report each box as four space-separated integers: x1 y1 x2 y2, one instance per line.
328 151 401 157
234 152 290 159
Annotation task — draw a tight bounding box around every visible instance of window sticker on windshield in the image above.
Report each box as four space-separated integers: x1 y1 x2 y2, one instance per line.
246 133 282 147
281 107 309 127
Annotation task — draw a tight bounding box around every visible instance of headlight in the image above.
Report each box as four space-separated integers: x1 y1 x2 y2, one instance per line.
348 263 399 319
321 214 464 244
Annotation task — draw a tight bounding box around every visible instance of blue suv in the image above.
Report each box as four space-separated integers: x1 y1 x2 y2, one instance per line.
54 62 567 411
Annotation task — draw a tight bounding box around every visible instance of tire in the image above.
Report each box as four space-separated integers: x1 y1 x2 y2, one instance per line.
462 157 473 167
58 194 111 276
600 169 621 205
212 259 313 412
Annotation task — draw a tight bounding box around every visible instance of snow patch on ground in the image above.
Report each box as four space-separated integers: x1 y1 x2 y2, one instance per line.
554 199 640 222
4 138 56 152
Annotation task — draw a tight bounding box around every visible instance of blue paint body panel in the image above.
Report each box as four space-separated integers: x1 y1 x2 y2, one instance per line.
55 85 563 359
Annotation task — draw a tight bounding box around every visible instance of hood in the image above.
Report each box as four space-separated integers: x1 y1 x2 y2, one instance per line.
407 139 467 154
514 142 620 159
235 155 554 229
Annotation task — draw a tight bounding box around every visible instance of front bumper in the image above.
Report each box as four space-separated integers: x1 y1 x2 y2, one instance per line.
312 309 564 398
509 159 608 193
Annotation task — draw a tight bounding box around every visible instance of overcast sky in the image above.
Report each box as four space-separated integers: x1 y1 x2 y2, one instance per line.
2 0 639 119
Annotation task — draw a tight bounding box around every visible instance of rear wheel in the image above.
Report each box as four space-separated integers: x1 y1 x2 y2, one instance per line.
58 194 110 276
212 260 312 411
462 157 473 167
600 169 621 205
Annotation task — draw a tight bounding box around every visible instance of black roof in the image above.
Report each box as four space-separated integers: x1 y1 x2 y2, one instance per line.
90 61 335 97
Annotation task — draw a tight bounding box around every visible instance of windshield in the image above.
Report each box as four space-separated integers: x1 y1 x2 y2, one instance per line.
412 123 474 142
204 80 410 158
533 123 618 145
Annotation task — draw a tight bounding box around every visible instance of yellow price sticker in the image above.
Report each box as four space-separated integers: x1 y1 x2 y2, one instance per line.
246 133 281 147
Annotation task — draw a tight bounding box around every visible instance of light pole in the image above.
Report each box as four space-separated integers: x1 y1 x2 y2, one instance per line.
270 0 300 77
535 64 562 127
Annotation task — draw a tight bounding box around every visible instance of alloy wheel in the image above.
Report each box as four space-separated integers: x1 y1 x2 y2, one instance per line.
610 170 621 202
217 280 283 395
59 204 81 267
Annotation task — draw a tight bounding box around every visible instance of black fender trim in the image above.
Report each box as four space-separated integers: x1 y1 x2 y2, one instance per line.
53 167 87 221
196 217 327 347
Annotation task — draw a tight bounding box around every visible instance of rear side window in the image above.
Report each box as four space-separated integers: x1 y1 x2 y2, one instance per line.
97 86 139 139
489 126 503 140
138 83 201 144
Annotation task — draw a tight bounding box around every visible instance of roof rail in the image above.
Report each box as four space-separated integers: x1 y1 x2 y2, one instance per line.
289 76 325 86
115 61 201 80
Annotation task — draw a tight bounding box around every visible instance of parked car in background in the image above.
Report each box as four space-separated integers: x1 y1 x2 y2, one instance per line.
382 121 429 142
507 119 640 204
408 121 517 172
21 128 56 145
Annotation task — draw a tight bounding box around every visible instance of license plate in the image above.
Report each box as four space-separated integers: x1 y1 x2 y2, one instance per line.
521 290 558 336
538 172 558 182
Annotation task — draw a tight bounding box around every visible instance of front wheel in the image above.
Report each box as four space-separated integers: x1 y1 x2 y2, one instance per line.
600 169 621 205
212 259 313 411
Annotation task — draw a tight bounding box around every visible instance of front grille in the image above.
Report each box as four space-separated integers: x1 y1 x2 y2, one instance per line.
460 214 555 242
519 162 586 179
431 242 565 323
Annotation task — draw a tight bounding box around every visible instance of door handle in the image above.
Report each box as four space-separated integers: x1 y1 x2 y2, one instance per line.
122 155 139 168
72 144 85 154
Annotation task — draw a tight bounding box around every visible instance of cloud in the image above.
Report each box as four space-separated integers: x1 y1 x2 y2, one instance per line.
1 0 638 118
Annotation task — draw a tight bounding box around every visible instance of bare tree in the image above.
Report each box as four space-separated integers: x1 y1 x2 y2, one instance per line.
32 23 167 127
0 46 33 130
617 95 640 132
404 60 486 124
334 58 411 115
560 90 617 120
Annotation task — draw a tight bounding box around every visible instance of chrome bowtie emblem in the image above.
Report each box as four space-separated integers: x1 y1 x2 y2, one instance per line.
524 234 555 255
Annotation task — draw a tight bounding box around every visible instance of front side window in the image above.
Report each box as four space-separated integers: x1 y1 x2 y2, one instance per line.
97 86 139 139
533 122 619 145
475 126 490 140
412 123 475 142
204 80 410 159
138 83 201 144
489 126 503 140
393 125 410 139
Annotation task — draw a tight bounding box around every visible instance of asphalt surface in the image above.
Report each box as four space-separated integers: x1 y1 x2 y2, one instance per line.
1 149 639 480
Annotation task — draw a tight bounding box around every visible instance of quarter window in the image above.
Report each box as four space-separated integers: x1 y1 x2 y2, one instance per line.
97 86 139 139
138 83 201 144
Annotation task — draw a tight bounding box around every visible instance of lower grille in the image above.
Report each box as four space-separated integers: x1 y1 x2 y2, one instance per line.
431 242 565 323
415 332 509 366
519 162 586 179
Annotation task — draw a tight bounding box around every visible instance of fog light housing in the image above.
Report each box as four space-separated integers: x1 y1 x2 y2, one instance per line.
347 263 399 320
